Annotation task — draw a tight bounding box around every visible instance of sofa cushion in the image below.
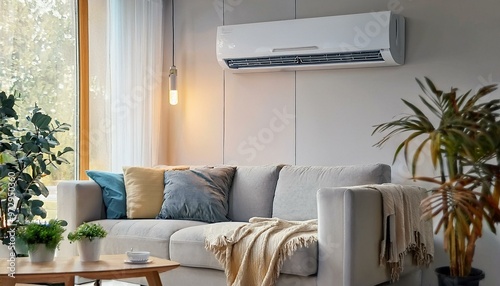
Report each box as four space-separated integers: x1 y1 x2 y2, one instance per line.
157 166 236 223
169 222 318 277
170 222 245 271
123 166 166 218
228 165 283 222
86 170 127 219
273 164 391 220
95 219 207 259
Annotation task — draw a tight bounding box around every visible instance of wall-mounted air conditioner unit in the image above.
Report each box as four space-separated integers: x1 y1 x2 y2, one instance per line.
216 11 405 72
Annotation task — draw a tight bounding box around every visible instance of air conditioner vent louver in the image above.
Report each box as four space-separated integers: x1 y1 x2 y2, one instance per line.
225 50 384 69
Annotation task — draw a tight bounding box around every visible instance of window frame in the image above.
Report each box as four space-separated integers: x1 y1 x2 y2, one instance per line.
78 0 90 179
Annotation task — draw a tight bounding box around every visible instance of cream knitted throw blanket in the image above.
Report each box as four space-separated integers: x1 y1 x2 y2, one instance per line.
365 183 434 282
204 217 318 286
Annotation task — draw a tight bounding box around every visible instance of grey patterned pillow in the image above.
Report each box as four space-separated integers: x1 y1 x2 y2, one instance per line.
156 166 236 223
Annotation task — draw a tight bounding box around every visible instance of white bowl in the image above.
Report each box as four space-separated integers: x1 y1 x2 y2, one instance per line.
126 251 150 262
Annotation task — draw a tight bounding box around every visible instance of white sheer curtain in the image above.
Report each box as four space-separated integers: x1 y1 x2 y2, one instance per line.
104 0 164 172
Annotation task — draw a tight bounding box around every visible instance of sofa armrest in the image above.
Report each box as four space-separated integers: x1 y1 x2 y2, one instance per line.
57 180 105 257
317 186 389 286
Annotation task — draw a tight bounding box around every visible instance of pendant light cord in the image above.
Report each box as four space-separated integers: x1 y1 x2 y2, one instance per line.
171 0 175 66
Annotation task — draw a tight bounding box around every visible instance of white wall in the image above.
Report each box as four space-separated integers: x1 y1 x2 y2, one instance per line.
165 0 500 285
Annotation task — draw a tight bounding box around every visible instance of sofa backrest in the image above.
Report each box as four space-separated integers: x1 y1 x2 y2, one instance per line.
227 165 283 222
226 164 391 222
272 164 391 220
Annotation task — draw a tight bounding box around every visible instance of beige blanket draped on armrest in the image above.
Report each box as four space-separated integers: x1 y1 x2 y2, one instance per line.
365 183 434 282
204 217 318 286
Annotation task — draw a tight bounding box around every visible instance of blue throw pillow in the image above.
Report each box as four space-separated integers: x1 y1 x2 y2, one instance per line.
157 166 236 223
86 170 127 219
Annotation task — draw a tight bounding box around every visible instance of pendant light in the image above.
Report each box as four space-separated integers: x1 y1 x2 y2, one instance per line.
169 0 178 105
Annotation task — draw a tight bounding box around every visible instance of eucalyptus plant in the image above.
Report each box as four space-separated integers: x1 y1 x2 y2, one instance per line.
0 90 73 246
372 78 500 277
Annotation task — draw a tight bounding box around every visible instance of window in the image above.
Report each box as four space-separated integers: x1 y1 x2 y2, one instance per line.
0 0 79 219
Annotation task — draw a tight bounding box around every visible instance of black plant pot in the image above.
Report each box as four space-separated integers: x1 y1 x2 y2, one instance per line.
435 267 485 286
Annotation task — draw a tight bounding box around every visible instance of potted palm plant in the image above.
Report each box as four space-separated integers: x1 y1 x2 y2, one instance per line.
67 222 107 261
0 90 73 255
372 77 500 285
17 218 67 262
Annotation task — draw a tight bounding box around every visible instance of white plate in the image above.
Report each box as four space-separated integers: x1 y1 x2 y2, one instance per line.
124 259 153 264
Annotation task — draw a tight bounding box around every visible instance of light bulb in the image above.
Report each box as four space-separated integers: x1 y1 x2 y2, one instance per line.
169 89 178 105
169 66 178 105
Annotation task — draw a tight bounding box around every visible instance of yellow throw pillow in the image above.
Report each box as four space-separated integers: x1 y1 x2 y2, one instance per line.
123 166 165 218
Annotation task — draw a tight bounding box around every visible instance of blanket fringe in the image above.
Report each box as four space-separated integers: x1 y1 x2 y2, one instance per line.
270 235 318 284
385 230 434 282
205 234 230 265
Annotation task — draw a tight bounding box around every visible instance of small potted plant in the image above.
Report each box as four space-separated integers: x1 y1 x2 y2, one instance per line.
17 219 67 262
67 222 107 261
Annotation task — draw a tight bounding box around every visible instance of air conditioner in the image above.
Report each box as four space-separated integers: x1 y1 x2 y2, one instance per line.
216 11 405 72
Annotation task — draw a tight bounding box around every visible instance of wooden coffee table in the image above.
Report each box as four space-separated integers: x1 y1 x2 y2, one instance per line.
0 254 179 286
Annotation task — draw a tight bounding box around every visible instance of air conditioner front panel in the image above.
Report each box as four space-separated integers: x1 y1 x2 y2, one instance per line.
216 11 405 72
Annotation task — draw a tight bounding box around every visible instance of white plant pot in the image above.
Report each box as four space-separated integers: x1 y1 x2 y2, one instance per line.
29 244 55 263
77 238 102 262
0 244 12 259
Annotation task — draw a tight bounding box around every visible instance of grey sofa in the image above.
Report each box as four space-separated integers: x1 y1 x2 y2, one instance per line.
57 164 424 286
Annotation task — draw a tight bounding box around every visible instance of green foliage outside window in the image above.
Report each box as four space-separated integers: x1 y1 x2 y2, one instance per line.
0 0 78 185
